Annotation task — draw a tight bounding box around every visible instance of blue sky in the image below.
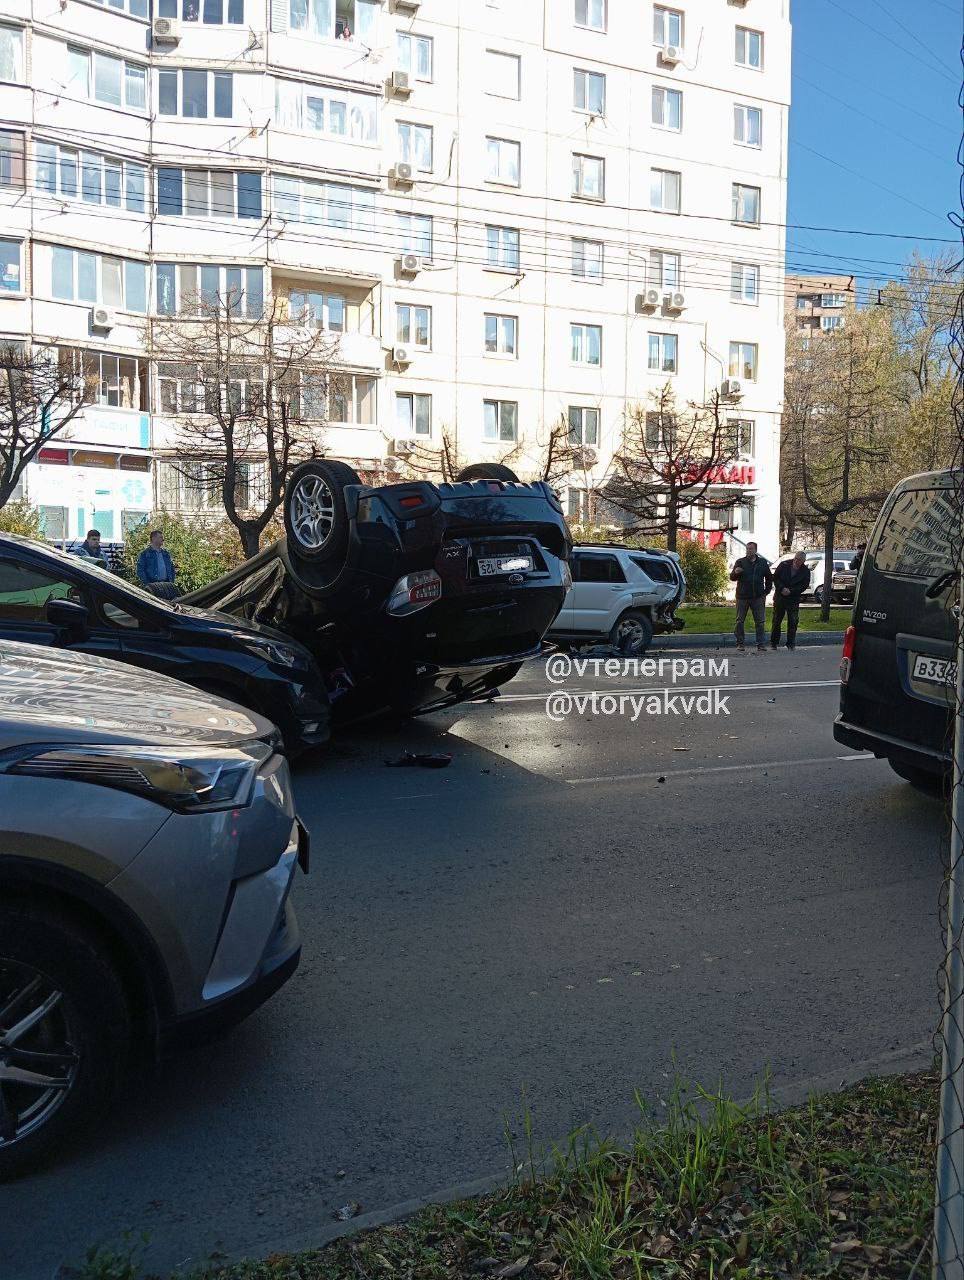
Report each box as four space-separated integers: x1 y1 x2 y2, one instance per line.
788 0 962 296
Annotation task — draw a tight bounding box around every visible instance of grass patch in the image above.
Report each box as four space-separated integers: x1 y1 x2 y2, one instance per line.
78 1071 936 1280
679 605 851 634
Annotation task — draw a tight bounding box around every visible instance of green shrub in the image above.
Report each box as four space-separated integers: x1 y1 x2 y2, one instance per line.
122 512 285 594
0 500 43 539
676 539 729 602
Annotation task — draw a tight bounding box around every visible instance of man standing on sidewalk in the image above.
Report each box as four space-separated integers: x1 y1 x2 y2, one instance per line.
770 551 811 651
730 542 773 652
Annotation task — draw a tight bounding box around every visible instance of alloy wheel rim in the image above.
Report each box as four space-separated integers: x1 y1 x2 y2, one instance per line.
616 618 646 651
290 475 336 551
0 961 80 1148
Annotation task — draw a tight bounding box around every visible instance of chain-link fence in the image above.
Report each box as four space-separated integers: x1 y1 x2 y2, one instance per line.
932 50 964 1280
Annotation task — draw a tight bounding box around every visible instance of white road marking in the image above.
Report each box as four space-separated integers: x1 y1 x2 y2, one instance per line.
566 752 876 786
467 679 839 706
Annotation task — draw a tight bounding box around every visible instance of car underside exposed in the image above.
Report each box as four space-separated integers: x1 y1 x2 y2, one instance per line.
183 460 573 720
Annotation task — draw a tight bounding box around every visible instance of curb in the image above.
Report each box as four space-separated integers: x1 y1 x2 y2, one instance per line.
652 631 845 650
216 1040 932 1273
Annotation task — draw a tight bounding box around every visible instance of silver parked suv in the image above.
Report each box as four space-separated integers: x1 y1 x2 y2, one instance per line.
0 640 307 1178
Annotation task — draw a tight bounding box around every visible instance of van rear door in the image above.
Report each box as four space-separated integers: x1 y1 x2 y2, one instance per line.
845 481 958 756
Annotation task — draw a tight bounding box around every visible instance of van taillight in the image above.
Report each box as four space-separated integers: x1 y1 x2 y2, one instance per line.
840 625 856 684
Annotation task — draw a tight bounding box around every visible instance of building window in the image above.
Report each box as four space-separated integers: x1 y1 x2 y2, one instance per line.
735 26 763 68
0 238 22 294
157 167 261 219
725 418 754 456
0 25 24 83
649 250 681 290
273 175 375 233
158 69 232 119
653 6 682 47
572 153 604 200
396 32 433 80
51 248 147 312
729 341 758 381
568 406 599 446
274 80 378 142
574 0 605 31
154 263 263 318
66 47 147 110
571 322 602 366
651 168 681 213
396 391 431 436
574 68 605 114
821 314 844 331
651 85 682 130
483 399 518 442
396 303 431 347
289 0 378 42
486 50 521 99
0 131 24 188
60 348 149 411
821 292 846 307
734 104 762 147
327 373 376 424
290 289 347 330
398 212 433 259
37 143 147 214
484 313 518 357
730 262 759 304
486 224 520 271
486 137 521 186
572 238 604 281
157 0 242 22
795 295 809 310
732 182 761 224
397 121 433 171
648 333 678 374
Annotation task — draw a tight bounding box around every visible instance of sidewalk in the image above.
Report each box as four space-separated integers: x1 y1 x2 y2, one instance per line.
654 630 845 650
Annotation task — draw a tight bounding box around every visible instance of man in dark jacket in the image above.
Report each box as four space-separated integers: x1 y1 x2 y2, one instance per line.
849 543 866 571
730 542 773 652
770 551 811 651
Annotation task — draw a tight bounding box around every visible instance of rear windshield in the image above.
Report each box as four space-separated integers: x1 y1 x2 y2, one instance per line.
873 486 959 580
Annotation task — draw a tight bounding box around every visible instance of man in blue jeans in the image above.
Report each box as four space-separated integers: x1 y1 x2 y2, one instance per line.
730 541 773 652
136 530 177 597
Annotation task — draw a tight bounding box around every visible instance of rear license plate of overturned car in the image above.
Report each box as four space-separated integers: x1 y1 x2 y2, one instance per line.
913 654 958 686
477 555 533 576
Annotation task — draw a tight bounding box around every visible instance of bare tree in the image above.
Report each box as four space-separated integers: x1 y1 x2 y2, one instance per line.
399 429 522 484
147 293 345 558
601 384 749 551
0 342 94 510
786 307 900 619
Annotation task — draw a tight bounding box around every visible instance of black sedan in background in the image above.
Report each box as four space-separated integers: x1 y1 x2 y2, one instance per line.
0 533 330 755
185 459 572 720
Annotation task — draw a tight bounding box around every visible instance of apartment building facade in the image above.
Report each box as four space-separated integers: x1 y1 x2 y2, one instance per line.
786 273 856 344
0 0 791 556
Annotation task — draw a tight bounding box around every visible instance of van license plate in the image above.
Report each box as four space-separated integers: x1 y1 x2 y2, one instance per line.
912 654 958 686
478 556 532 576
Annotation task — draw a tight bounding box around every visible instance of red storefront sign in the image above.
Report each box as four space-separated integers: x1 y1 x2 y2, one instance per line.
680 463 756 486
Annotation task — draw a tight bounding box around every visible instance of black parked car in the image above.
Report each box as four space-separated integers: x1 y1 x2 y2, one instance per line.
185 459 572 720
0 533 330 755
834 469 959 792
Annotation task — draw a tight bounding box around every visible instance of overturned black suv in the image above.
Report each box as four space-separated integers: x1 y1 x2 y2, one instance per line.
185 460 572 720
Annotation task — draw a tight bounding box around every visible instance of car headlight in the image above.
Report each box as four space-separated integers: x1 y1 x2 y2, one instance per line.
4 741 269 812
561 560 573 591
246 639 308 669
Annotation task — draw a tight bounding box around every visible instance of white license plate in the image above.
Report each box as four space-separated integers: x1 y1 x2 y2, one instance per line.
477 555 532 577
912 654 958 686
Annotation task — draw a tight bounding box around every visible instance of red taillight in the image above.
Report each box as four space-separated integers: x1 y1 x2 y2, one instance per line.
840 624 855 684
400 495 424 509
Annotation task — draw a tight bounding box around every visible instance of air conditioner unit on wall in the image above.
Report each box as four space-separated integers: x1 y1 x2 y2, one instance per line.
660 44 681 65
392 437 416 456
392 346 412 365
90 306 115 331
722 379 743 398
399 254 421 277
392 161 415 185
664 291 686 311
636 289 661 312
393 0 420 12
390 70 412 95
152 16 181 42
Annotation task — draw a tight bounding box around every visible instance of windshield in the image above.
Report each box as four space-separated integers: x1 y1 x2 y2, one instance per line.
872 486 960 580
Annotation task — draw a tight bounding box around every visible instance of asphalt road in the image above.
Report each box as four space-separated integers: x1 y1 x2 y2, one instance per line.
1 646 948 1279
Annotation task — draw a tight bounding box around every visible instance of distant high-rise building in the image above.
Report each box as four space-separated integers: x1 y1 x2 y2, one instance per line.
786 274 857 342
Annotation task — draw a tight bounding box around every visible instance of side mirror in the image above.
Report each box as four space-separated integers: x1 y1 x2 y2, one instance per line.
45 596 89 638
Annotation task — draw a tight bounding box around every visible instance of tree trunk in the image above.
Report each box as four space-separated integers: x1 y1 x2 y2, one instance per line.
820 517 836 623
237 520 261 560
783 511 796 553
667 499 678 552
